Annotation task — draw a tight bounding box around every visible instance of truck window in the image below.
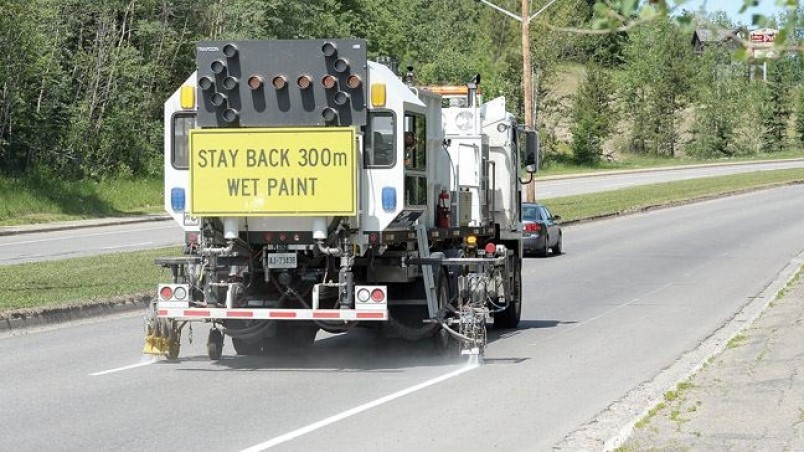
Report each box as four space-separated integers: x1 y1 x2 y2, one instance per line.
404 112 427 206
172 113 196 170
365 111 395 168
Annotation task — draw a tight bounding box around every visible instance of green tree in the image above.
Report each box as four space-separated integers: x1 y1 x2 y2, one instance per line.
619 16 694 156
762 59 794 152
570 66 615 165
687 48 744 157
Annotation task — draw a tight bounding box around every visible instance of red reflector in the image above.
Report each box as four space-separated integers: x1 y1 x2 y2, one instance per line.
158 309 168 316
356 312 385 319
185 309 210 317
313 311 340 319
187 232 199 245
227 311 254 318
485 243 496 254
270 311 297 319
371 289 385 302
159 286 173 300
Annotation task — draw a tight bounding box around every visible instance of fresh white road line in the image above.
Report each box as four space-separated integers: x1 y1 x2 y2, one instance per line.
0 225 178 247
90 356 159 376
101 242 155 250
240 364 479 451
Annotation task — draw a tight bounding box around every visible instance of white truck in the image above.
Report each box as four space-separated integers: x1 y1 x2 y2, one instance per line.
144 39 538 360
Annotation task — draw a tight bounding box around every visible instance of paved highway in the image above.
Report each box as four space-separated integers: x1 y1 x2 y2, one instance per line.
536 159 804 199
4 185 804 450
0 221 183 266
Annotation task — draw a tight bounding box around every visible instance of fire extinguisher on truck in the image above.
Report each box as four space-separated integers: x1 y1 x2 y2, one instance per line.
144 38 540 361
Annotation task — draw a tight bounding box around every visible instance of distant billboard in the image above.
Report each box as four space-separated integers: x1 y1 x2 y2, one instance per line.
749 28 779 60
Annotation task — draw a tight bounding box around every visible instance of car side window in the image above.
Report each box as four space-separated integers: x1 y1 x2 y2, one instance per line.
542 207 553 221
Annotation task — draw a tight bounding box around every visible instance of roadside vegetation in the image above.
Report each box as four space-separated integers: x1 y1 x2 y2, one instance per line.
0 247 181 312
542 168 804 222
2 2 804 183
0 173 162 226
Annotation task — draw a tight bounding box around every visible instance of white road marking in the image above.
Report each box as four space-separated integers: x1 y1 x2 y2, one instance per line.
240 364 479 451
90 356 159 376
101 242 155 250
0 225 178 247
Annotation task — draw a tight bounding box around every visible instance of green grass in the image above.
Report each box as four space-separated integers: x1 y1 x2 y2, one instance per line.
0 247 182 311
542 168 804 222
727 333 748 349
0 173 163 226
536 150 804 178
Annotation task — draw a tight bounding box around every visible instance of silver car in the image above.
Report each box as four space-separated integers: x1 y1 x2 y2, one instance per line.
522 202 563 256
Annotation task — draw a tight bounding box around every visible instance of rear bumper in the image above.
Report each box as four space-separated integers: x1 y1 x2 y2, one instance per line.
522 235 547 253
157 306 388 321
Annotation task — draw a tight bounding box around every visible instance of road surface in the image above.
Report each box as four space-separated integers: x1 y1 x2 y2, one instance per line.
536 159 804 199
4 184 804 450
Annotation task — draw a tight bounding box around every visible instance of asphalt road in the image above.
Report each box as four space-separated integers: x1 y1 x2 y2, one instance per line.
0 221 183 266
536 159 804 199
4 184 804 451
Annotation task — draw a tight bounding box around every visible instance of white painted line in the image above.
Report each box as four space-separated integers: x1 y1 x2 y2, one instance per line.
91 356 159 376
240 364 479 451
101 242 155 250
0 225 178 247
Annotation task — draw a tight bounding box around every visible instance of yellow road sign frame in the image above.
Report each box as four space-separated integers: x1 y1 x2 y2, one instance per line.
189 127 357 216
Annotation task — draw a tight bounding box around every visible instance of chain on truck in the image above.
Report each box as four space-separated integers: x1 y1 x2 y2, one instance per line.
144 39 539 361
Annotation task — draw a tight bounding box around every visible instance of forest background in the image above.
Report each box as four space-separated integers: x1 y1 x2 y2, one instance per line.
1 0 804 183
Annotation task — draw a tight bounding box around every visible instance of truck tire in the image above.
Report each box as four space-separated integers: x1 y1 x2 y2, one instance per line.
432 268 460 355
207 328 224 360
232 337 262 355
494 256 522 329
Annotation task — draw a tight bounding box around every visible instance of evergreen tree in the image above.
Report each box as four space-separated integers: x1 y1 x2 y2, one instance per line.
570 66 614 165
762 60 794 153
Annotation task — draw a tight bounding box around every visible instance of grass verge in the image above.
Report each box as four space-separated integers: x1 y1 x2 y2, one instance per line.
542 168 804 222
537 150 804 177
0 173 163 226
0 247 181 312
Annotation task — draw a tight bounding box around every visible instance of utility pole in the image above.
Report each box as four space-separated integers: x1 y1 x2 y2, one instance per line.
475 0 559 202
521 0 534 201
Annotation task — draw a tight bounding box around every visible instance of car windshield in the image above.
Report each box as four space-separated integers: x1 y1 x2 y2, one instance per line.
522 205 543 221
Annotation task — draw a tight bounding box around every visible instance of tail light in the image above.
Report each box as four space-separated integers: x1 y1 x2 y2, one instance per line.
159 286 174 300
321 41 337 57
173 286 188 300
524 223 542 233
371 288 385 302
484 243 496 254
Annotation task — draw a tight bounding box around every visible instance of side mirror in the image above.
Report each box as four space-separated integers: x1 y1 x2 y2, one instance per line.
525 130 539 173
553 215 561 222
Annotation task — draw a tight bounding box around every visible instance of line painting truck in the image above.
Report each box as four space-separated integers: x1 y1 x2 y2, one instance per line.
144 38 538 360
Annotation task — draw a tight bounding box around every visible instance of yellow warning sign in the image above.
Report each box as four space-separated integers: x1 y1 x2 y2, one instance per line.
189 127 356 216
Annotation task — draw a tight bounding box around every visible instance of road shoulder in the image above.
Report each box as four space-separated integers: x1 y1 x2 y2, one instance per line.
621 265 804 451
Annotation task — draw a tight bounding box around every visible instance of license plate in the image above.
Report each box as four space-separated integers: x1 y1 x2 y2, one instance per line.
266 253 297 269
